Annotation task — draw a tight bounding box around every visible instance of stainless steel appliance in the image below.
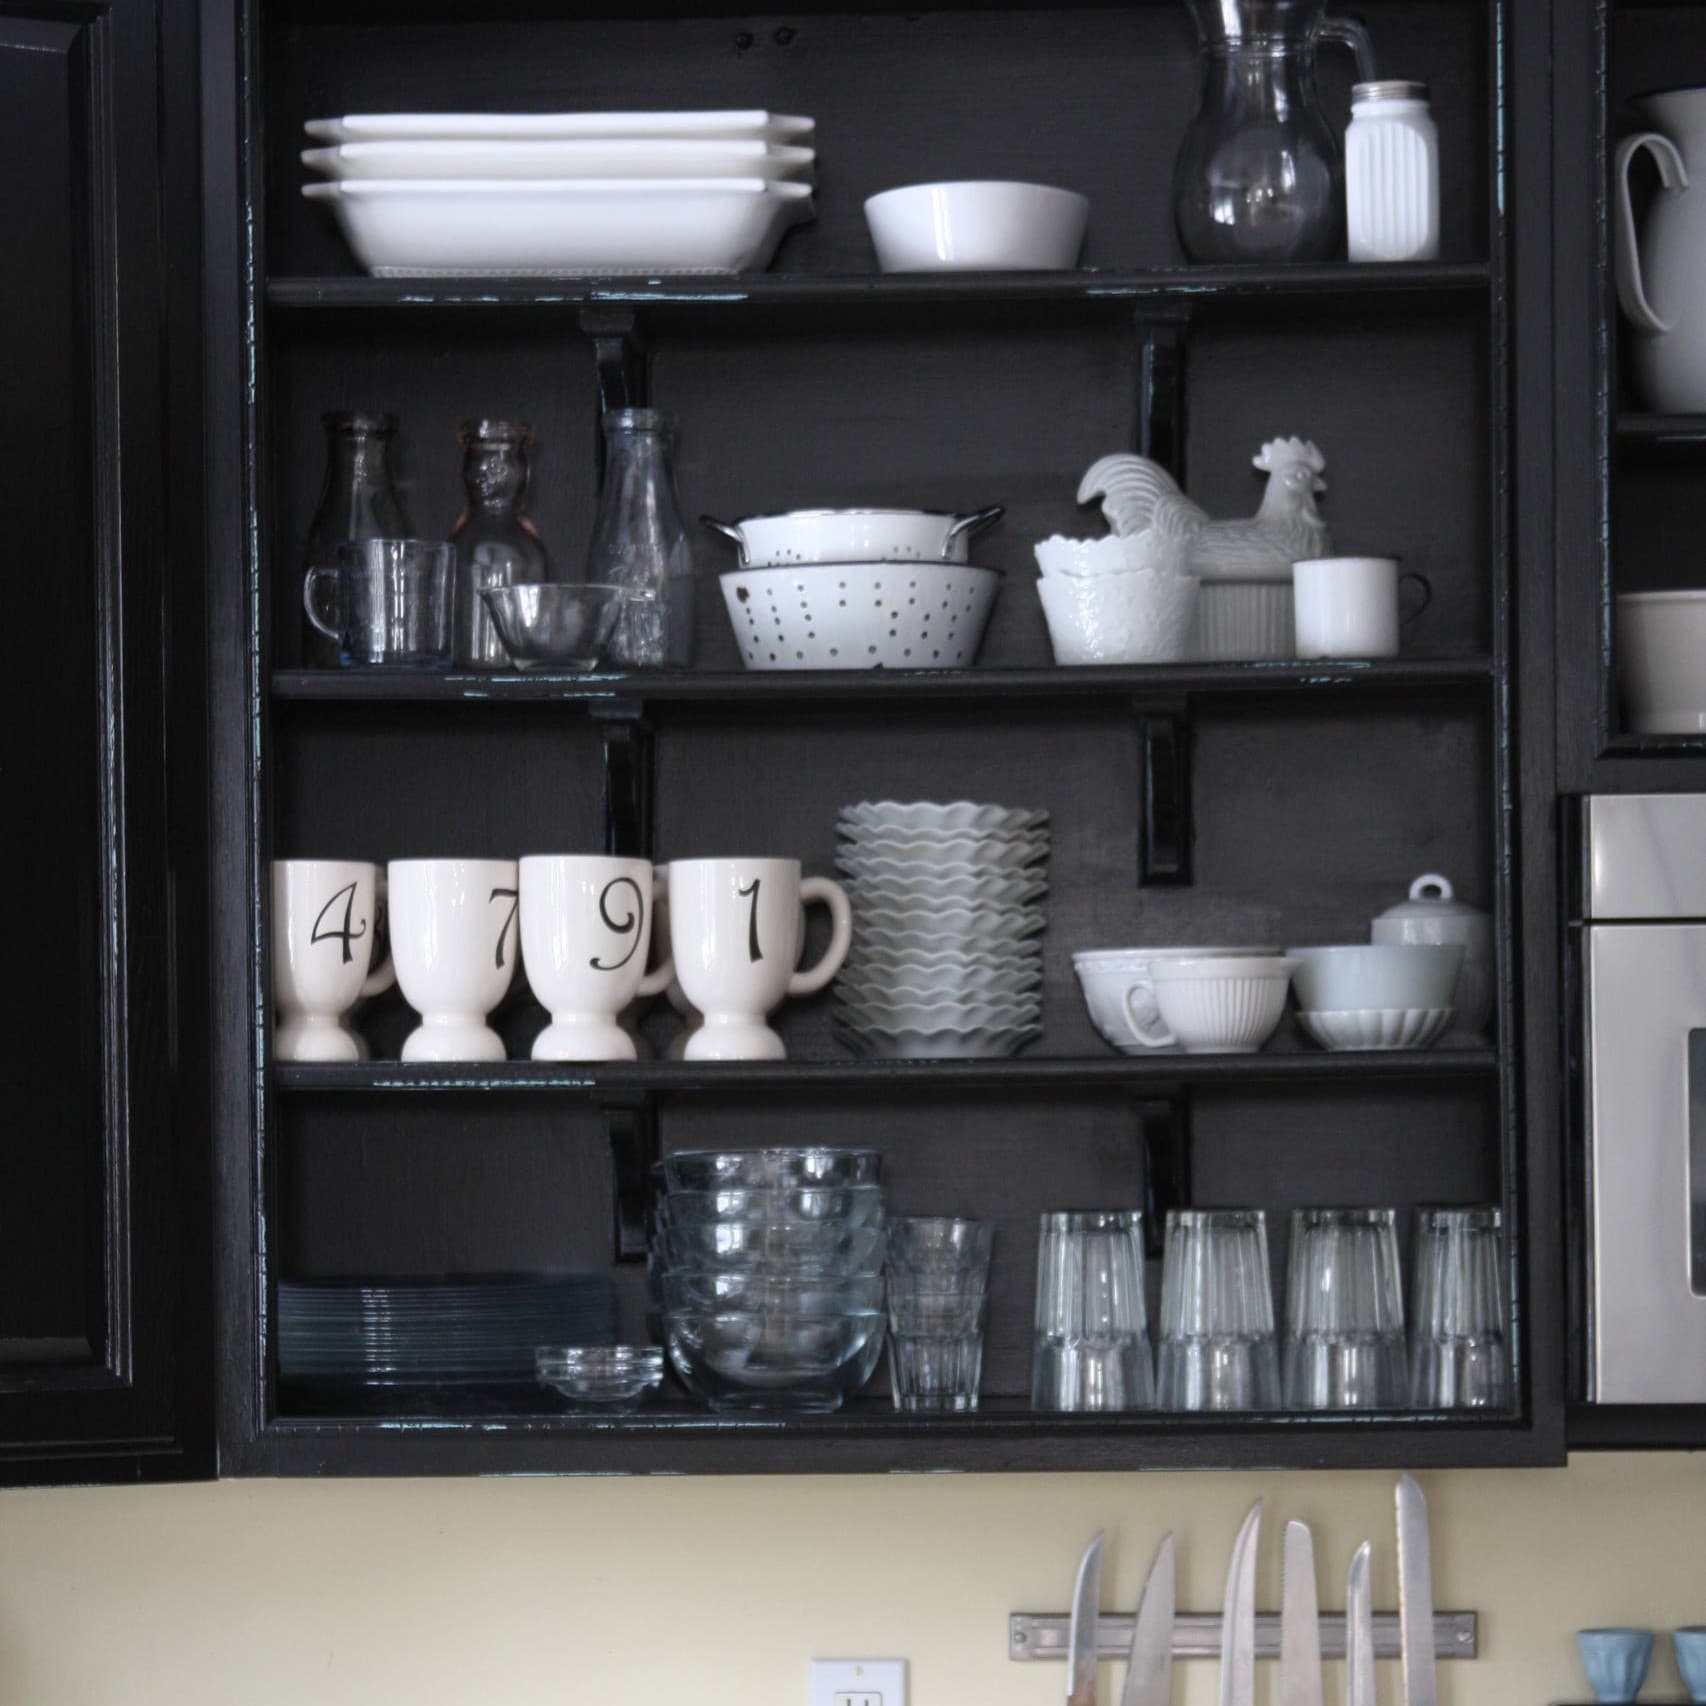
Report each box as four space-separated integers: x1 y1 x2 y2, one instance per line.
1574 793 1706 1402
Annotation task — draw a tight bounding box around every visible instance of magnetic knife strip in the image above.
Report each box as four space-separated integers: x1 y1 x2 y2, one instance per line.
1009 1612 1477 1661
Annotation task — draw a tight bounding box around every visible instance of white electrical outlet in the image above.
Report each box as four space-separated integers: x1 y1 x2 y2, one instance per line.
809 1658 907 1706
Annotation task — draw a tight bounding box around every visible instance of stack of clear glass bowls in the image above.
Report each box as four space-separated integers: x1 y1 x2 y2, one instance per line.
652 1148 888 1413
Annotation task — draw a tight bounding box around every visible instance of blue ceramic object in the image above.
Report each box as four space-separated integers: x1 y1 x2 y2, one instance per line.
1576 1629 1655 1703
1673 1628 1706 1703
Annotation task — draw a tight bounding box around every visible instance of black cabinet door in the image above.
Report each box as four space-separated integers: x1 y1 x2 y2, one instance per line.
0 0 210 1482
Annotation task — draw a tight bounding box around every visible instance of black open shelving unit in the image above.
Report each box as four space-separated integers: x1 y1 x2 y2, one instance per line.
195 0 1569 1476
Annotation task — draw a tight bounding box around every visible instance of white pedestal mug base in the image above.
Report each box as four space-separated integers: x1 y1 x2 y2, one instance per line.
402 1013 508 1063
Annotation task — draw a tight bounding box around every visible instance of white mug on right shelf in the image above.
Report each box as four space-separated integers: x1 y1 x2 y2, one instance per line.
272 859 395 1062
667 858 852 1061
1291 556 1430 659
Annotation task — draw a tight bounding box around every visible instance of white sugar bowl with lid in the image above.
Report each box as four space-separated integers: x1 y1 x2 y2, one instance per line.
1371 874 1492 1038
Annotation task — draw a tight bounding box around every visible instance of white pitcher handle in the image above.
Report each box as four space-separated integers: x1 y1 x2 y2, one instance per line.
787 878 853 997
635 872 676 999
1122 980 1175 1049
1615 131 1687 336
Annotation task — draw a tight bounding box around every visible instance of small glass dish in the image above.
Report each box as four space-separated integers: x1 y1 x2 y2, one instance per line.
481 583 636 672
535 1344 665 1409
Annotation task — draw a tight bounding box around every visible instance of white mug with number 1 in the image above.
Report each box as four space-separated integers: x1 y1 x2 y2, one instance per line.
667 858 853 1060
388 858 520 1062
273 859 395 1062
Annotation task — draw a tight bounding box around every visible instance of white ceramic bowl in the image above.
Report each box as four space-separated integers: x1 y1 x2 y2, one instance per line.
1033 531 1191 580
853 904 1047 940
719 561 998 670
302 139 818 182
836 1020 1041 1059
836 835 1048 871
1287 944 1465 1012
1073 947 1276 1054
1038 568 1200 665
848 873 1050 908
839 801 1047 834
1148 956 1299 1054
841 967 1043 1003
836 996 1042 1030
1619 590 1706 734
864 181 1089 272
1296 1007 1454 1052
846 942 1042 974
1188 582 1294 661
707 507 1002 568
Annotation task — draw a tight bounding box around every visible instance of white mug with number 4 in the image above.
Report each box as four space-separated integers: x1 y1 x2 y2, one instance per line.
667 858 853 1060
520 855 675 1061
273 860 395 1062
388 858 520 1062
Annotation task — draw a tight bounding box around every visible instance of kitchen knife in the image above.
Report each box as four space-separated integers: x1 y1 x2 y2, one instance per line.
1218 1501 1262 1706
1280 1520 1324 1706
1345 1542 1375 1706
1068 1531 1106 1706
1396 1474 1438 1706
1120 1532 1176 1706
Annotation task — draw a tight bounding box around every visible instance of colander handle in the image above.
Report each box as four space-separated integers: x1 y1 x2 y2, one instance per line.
940 505 1005 556
700 515 749 565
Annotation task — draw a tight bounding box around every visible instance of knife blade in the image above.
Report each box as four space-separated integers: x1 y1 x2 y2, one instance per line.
1280 1521 1324 1706
1396 1475 1438 1706
1068 1531 1106 1706
1218 1501 1262 1706
1120 1532 1175 1706
1345 1542 1375 1706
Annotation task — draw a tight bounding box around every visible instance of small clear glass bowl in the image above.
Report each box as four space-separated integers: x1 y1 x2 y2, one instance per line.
535 1344 664 1408
659 1148 883 1192
481 583 636 672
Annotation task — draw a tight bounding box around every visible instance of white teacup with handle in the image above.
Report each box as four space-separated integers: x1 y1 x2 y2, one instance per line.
668 858 853 1061
521 855 675 1062
1102 946 1280 1050
273 859 395 1062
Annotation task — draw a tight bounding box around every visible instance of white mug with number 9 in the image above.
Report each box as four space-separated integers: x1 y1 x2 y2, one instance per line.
521 855 675 1061
667 858 853 1060
388 858 520 1062
273 859 396 1062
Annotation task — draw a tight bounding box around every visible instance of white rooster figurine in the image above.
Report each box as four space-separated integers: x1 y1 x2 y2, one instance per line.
1077 438 1332 582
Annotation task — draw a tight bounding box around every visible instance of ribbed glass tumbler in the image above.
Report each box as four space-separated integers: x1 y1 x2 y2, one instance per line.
885 1216 993 1413
1409 1205 1510 1409
1156 1208 1280 1411
1030 1210 1153 1411
1282 1208 1408 1410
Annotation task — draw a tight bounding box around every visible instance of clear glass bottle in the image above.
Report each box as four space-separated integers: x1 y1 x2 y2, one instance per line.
586 408 694 669
1172 0 1376 264
301 411 409 668
450 419 550 668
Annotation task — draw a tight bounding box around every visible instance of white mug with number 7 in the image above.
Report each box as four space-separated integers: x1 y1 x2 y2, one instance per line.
272 859 396 1062
520 855 675 1061
667 858 853 1060
388 858 520 1062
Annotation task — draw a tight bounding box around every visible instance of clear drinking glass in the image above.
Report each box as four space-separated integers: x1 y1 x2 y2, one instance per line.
886 1216 995 1280
1409 1205 1510 1409
586 408 695 669
450 419 550 669
300 411 410 668
1030 1210 1154 1411
887 1281 988 1412
303 539 454 668
1156 1209 1280 1411
1282 1208 1407 1410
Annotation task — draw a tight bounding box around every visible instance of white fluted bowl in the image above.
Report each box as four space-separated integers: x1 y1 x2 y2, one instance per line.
1296 1007 1454 1052
1149 955 1299 1054
1037 568 1200 665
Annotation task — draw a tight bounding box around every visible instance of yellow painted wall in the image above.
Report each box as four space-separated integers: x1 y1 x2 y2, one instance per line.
0 1455 1701 1705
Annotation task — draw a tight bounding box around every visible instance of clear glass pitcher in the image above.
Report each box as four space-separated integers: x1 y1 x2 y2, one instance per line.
1173 0 1376 264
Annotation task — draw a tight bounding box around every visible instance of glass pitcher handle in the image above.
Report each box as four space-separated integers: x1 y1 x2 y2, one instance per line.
1318 15 1377 84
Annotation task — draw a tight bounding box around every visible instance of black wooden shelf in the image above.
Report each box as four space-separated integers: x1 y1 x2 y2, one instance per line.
264 261 1491 326
1567 1403 1706 1450
270 656 1495 707
1617 412 1706 442
275 1050 1500 1095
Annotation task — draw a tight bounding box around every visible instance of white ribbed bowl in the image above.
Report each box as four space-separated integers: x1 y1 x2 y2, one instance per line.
1037 568 1199 665
1149 955 1299 1054
838 801 1048 834
1188 582 1294 661
1296 1007 1454 1052
848 872 1049 908
836 834 1049 872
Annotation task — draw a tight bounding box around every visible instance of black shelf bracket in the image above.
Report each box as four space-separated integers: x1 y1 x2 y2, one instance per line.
590 699 654 859
1138 1097 1191 1259
603 1095 659 1265
1137 698 1192 886
580 307 651 485
1137 312 1189 480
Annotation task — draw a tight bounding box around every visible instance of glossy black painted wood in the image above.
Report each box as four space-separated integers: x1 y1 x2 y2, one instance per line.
0 0 211 1483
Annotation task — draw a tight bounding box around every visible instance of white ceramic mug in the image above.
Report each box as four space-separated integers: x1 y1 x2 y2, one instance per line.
1291 557 1431 659
388 858 520 1062
272 860 395 1062
1099 947 1277 1051
667 858 853 1060
520 856 675 1062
